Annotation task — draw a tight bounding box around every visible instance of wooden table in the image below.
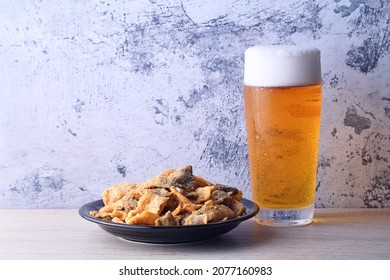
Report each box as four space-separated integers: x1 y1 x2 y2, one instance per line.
1 209 389 260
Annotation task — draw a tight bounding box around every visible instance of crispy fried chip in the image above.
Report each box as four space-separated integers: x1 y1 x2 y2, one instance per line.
125 211 160 225
129 189 171 218
90 166 246 226
183 213 208 225
155 211 177 226
102 183 138 205
194 186 215 203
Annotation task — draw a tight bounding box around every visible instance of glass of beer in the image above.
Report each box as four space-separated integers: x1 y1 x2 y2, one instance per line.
243 45 322 226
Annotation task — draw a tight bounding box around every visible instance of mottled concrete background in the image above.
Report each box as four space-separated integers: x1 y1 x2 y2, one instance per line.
0 0 389 208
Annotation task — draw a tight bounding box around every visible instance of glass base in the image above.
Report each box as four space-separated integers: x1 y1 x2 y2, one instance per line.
255 204 314 227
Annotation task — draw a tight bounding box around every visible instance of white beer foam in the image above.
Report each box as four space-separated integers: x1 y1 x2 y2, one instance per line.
244 45 321 87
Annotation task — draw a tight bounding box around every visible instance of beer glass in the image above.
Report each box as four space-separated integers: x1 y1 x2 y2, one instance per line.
243 45 322 226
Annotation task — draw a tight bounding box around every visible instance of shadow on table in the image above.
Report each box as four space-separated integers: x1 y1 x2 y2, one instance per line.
193 223 274 245
116 220 280 256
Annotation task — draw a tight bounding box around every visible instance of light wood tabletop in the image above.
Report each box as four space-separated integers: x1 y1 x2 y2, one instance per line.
0 208 389 260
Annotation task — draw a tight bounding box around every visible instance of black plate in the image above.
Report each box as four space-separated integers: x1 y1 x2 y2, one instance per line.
79 198 259 244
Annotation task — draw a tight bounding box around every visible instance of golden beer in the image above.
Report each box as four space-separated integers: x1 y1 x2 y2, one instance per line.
244 45 322 226
244 85 322 209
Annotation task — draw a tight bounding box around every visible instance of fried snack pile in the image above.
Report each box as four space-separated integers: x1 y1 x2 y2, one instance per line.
90 165 246 226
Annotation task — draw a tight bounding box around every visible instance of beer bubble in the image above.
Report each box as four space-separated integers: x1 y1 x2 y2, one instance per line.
244 45 321 87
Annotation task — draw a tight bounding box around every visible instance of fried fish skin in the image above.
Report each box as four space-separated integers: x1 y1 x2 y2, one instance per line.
215 184 239 195
155 211 177 226
128 188 171 217
183 204 236 225
169 186 202 216
141 165 195 189
102 183 139 205
194 175 212 188
126 211 160 225
91 165 247 226
224 196 246 216
183 213 208 225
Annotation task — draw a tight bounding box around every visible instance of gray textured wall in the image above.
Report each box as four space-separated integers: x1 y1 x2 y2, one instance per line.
0 0 389 208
